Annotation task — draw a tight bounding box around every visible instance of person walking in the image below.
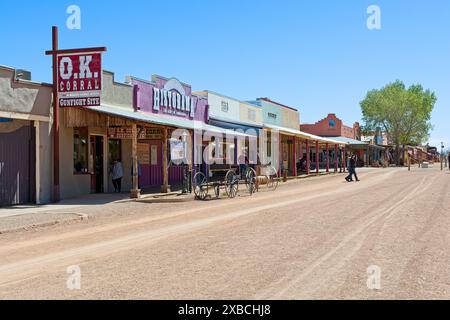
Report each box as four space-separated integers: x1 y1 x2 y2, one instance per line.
345 155 353 182
345 155 360 182
111 159 124 193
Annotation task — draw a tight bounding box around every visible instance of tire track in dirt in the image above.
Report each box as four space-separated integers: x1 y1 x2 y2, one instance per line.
255 173 436 299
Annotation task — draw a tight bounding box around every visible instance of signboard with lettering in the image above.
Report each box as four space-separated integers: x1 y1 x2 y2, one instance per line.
107 127 162 140
170 140 187 163
151 145 158 165
131 75 209 122
137 143 150 165
57 52 102 107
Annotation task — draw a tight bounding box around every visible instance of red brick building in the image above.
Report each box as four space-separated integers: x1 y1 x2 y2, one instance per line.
301 114 387 167
301 114 361 140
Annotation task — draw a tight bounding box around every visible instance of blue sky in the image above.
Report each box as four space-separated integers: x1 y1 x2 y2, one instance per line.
1 0 449 148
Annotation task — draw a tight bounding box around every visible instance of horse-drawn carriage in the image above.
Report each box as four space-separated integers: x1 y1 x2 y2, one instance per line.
193 163 279 201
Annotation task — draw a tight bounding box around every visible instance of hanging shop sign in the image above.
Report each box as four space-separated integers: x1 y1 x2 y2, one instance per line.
108 127 163 140
57 52 103 107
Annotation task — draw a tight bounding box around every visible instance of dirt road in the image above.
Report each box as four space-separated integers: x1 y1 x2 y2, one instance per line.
1 167 449 299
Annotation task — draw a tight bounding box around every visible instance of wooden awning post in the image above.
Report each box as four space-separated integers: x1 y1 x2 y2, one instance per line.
299 139 303 164
279 133 283 176
306 140 310 175
161 127 171 193
293 136 297 177
343 146 347 172
326 143 330 173
130 123 140 199
316 141 320 175
334 144 339 173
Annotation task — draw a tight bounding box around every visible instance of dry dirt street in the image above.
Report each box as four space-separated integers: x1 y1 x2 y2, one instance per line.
0 167 449 299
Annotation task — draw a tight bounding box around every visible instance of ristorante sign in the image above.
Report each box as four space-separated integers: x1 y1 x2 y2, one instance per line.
57 52 102 107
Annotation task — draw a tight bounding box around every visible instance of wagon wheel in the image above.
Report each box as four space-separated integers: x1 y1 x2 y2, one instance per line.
193 172 209 200
245 167 257 195
224 170 239 198
266 166 279 191
267 166 279 191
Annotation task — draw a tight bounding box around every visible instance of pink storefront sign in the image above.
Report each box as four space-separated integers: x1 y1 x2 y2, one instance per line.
131 75 208 122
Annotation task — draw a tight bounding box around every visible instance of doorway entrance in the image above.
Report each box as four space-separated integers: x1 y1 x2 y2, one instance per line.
139 140 162 188
0 123 35 206
90 135 104 193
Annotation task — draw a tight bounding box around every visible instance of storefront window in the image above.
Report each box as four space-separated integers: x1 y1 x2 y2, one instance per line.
73 127 88 174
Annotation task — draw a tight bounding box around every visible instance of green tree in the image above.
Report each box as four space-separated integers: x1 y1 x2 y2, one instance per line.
360 80 436 165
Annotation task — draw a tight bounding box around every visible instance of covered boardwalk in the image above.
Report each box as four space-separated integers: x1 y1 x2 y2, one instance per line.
329 136 386 167
263 123 348 177
63 104 252 198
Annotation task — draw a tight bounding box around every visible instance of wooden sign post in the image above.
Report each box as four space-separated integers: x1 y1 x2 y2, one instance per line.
45 26 106 202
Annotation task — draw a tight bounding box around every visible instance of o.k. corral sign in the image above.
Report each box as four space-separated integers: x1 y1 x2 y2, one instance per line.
57 52 102 107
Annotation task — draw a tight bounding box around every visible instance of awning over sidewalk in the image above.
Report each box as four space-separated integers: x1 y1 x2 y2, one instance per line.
328 136 385 150
88 105 251 138
263 123 346 145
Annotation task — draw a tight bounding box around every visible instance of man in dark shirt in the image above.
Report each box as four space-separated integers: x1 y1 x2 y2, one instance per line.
345 155 360 182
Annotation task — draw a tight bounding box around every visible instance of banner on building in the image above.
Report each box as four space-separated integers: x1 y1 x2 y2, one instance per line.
57 52 102 107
